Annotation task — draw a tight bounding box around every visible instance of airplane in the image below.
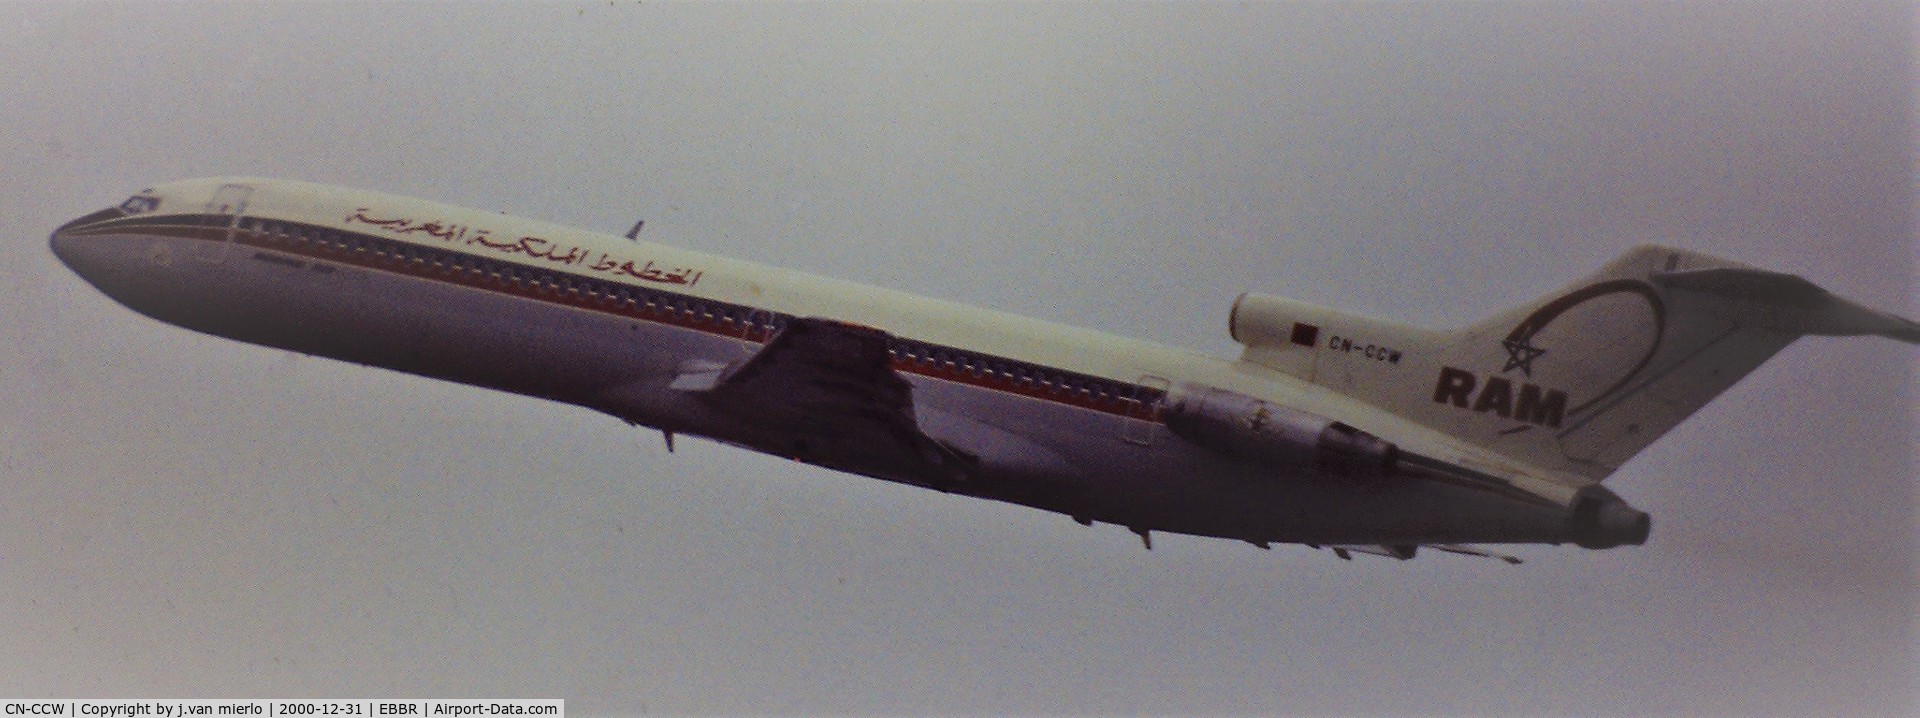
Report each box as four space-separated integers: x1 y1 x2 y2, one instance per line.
49 177 1919 563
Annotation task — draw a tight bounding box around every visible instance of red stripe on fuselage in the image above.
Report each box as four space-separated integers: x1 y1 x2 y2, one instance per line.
75 219 1159 420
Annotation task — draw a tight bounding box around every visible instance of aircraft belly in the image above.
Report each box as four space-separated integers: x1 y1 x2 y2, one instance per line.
909 377 1572 544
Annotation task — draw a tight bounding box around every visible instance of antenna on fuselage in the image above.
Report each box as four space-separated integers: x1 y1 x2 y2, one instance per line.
625 219 645 241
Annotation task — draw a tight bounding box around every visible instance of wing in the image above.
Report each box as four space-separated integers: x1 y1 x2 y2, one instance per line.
671 317 972 488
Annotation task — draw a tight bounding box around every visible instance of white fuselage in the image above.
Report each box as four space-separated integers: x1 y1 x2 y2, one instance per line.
51 177 1583 548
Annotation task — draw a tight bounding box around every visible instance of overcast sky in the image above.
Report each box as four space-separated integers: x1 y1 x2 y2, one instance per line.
1 2 1913 715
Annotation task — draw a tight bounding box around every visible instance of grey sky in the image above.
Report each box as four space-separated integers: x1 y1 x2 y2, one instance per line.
2 1 1913 715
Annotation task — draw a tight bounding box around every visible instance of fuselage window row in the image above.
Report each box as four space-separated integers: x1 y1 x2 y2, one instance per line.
218 214 1155 411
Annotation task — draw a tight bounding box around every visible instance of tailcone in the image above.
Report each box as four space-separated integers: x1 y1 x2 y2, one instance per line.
1572 485 1652 549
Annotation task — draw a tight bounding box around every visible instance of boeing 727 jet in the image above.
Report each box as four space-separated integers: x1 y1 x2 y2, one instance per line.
50 178 1919 562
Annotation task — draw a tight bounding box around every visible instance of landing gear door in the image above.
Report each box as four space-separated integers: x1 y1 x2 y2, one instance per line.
194 183 253 263
1121 375 1169 446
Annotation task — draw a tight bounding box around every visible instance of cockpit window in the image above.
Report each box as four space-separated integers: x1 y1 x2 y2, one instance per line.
118 193 160 214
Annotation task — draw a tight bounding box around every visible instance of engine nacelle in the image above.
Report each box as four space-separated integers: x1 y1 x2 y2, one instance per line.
1162 384 1400 479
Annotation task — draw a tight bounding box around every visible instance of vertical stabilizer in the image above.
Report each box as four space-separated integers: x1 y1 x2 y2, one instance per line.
1232 245 1917 480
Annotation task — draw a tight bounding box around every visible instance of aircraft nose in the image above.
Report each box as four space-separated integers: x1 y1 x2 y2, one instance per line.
49 206 126 275
50 225 81 273
49 207 127 268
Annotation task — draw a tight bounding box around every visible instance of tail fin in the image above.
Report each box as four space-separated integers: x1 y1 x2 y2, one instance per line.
1233 245 1918 480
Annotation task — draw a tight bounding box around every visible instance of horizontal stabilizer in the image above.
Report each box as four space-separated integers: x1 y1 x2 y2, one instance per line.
1651 267 1920 342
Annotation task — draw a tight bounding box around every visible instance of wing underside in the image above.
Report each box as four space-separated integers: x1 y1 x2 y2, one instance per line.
671 317 972 488
1326 543 1524 564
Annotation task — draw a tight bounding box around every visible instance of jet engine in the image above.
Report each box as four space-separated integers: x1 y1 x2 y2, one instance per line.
1162 384 1400 479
